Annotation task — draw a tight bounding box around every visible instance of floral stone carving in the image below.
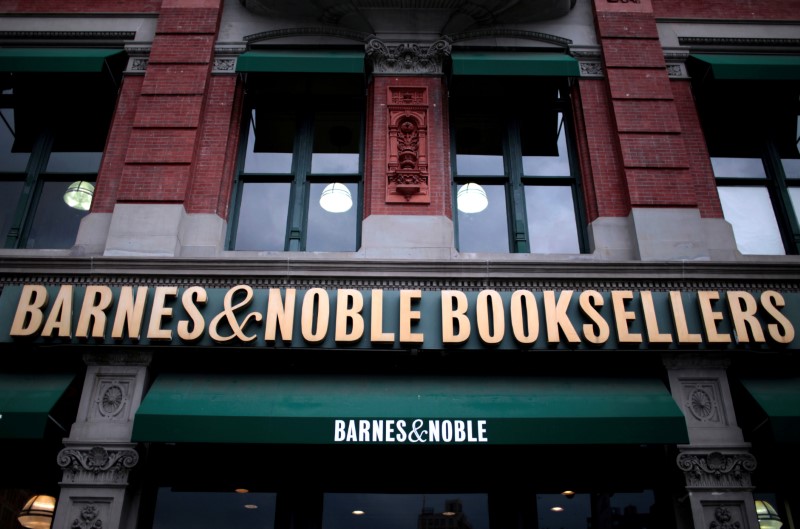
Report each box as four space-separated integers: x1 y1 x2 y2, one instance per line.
385 86 430 203
677 451 756 489
58 446 139 484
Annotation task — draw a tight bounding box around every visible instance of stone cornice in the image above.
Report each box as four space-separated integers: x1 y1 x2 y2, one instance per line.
0 256 797 290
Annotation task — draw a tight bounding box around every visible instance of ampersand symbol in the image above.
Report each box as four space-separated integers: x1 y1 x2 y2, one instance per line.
209 285 263 342
409 419 427 443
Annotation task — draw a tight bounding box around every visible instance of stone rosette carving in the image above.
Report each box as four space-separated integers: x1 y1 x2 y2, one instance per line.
677 451 756 489
684 382 722 423
366 38 452 75
72 505 103 529
709 507 741 529
58 446 139 484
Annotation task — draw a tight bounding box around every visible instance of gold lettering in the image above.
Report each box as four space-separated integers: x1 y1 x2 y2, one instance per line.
370 289 394 344
441 290 470 345
147 286 177 341
335 289 364 344
41 285 73 338
301 288 329 344
177 286 207 341
543 290 580 344
476 290 504 345
75 286 113 339
399 289 424 345
112 286 148 341
265 288 296 343
510 290 539 345
10 285 48 336
670 291 702 343
640 291 672 343
579 290 609 344
726 291 764 343
761 290 795 344
698 291 731 343
611 290 642 343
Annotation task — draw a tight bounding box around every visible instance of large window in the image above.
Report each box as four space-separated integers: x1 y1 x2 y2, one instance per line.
450 77 585 254
0 66 118 249
229 74 364 252
694 78 800 255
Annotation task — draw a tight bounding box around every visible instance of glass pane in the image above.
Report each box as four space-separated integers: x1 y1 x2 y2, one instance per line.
537 493 591 529
781 114 799 179
25 180 90 249
454 115 504 176
244 109 294 174
233 182 291 251
525 185 580 253
46 152 102 173
306 182 358 251
0 180 24 241
718 186 784 255
522 112 571 177
457 184 509 253
0 105 31 173
789 187 800 225
152 488 276 529
323 493 489 529
311 111 360 174
711 157 766 179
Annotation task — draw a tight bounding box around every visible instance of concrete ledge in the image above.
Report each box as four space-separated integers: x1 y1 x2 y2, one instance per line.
360 215 457 259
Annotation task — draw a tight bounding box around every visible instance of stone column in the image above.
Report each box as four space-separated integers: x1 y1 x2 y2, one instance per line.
53 353 151 529
664 354 760 529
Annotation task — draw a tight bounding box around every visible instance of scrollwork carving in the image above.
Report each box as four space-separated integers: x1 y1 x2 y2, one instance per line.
72 505 103 529
58 446 139 484
366 38 452 75
677 451 756 489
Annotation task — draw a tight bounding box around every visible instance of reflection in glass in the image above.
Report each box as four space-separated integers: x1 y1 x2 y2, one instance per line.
0 105 30 173
244 110 294 174
457 184 508 253
0 181 24 241
323 493 489 529
25 181 91 249
537 493 590 529
46 152 102 173
711 157 766 179
456 155 504 176
312 112 360 174
718 186 784 255
307 182 357 251
152 488 276 529
784 114 800 179
233 182 291 251
789 188 800 226
525 186 580 253
454 115 504 176
522 113 570 177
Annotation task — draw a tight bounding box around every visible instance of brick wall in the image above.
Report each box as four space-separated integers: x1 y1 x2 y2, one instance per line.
653 0 800 20
0 0 160 13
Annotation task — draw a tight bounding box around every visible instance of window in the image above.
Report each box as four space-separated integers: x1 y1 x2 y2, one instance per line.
695 78 800 255
229 74 364 252
450 77 585 254
0 65 118 249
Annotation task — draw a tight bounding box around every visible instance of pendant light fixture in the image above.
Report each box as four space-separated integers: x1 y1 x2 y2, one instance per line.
319 182 353 213
17 494 56 529
456 183 488 213
755 500 783 529
63 181 95 211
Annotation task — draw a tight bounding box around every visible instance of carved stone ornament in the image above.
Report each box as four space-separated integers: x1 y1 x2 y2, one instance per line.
72 505 103 529
366 38 452 75
684 383 722 424
386 87 430 203
677 451 756 489
58 446 139 484
709 507 741 529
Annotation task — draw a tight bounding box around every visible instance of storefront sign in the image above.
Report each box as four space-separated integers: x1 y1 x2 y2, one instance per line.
334 419 488 443
0 284 797 350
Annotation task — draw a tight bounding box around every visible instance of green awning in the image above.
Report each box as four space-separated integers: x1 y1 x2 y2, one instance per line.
0 374 73 439
452 52 579 77
0 48 124 73
132 375 688 445
688 54 800 81
741 378 800 442
236 50 365 73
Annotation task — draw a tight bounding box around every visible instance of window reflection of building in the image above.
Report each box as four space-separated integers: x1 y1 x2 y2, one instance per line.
418 499 472 529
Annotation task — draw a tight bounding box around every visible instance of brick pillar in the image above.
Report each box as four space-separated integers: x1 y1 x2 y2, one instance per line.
360 38 454 258
587 0 738 260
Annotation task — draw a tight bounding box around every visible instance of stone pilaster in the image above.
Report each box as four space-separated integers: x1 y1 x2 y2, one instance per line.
52 353 151 529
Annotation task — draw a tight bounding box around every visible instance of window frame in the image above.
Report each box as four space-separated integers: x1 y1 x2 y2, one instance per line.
449 77 587 254
227 74 365 252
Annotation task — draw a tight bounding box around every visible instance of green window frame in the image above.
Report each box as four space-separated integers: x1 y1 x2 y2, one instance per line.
692 75 800 255
228 73 364 252
449 76 586 254
0 65 118 249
